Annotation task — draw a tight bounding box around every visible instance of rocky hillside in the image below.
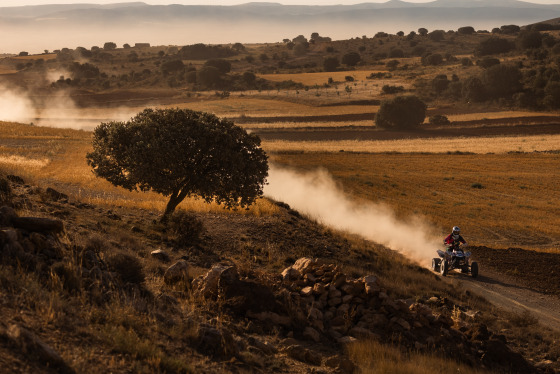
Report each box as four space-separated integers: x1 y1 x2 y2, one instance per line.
0 174 557 373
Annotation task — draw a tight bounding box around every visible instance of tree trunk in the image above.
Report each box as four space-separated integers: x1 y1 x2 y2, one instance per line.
160 187 190 223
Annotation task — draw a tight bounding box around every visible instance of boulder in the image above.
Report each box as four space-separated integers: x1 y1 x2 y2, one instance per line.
193 264 237 297
6 324 75 374
292 257 317 274
163 260 189 284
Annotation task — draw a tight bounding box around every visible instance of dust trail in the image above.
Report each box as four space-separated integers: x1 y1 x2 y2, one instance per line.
0 84 137 130
0 86 35 123
264 165 441 266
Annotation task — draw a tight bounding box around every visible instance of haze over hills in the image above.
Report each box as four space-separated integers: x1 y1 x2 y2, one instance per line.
1 0 560 53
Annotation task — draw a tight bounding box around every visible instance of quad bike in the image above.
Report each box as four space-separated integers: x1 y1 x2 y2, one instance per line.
432 242 478 278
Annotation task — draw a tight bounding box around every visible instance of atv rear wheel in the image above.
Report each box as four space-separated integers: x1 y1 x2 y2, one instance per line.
440 260 448 276
471 262 479 278
432 258 440 272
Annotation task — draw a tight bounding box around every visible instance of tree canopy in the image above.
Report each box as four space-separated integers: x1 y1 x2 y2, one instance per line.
86 108 269 221
375 95 427 129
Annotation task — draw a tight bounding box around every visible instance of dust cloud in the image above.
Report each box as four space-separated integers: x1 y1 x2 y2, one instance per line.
265 165 442 267
0 84 136 130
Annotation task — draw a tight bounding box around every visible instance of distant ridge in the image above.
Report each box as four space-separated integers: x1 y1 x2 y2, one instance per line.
1 1 559 53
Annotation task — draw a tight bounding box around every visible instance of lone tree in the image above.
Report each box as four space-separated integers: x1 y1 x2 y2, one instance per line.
86 108 269 221
375 95 426 129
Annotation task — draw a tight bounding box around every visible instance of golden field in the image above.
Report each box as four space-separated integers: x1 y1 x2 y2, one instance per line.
270 151 560 252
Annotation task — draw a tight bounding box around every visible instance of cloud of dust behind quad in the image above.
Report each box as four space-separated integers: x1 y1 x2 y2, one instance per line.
264 164 442 267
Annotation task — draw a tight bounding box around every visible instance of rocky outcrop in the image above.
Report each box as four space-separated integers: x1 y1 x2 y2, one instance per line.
3 323 75 374
192 257 535 373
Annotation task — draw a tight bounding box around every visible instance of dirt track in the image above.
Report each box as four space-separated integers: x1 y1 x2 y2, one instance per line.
442 246 560 332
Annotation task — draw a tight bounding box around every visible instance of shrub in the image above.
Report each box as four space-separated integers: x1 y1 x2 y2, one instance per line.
517 30 543 50
382 85 405 94
323 56 339 72
107 253 145 285
432 75 449 94
342 52 361 66
0 178 11 201
166 211 205 247
386 60 400 70
421 53 443 66
389 48 404 58
475 37 514 56
376 95 427 130
462 77 486 102
482 64 523 99
458 26 475 35
204 59 231 74
429 114 451 126
477 57 500 69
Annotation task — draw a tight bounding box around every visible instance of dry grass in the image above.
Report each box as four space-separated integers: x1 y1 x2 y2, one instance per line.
11 53 57 61
245 120 373 129
259 70 389 85
0 121 279 217
347 339 487 374
161 98 377 117
263 134 560 154
271 152 560 252
447 111 560 122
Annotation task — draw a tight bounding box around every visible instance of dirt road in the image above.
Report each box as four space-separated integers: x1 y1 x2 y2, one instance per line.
442 265 560 332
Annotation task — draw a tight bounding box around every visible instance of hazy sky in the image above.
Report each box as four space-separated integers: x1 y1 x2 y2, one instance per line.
0 0 559 6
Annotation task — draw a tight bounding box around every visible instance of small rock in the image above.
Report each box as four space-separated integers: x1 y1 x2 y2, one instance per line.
301 286 314 297
304 326 321 342
283 345 321 366
281 266 300 281
325 356 356 374
333 273 347 288
45 187 68 201
337 336 357 345
151 249 170 262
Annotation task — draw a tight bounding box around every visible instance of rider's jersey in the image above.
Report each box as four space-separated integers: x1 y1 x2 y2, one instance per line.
444 234 466 246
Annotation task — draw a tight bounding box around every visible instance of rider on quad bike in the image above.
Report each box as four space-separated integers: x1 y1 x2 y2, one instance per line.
444 226 467 266
433 226 478 277
444 226 467 248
